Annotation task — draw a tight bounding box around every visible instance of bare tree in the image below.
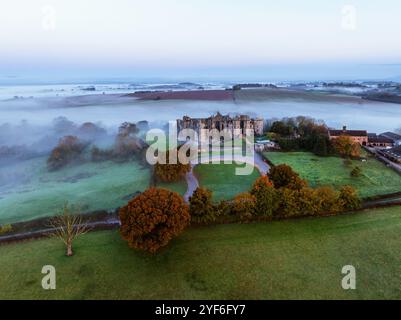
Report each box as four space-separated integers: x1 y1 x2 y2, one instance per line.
49 203 90 256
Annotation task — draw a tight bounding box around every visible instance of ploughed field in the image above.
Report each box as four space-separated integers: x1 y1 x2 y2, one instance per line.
0 157 151 224
1 205 401 299
264 152 401 198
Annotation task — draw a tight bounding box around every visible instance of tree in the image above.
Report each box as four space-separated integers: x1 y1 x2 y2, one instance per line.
270 121 294 136
312 135 329 157
296 187 321 217
189 187 217 224
269 164 307 190
78 122 107 141
275 187 300 218
119 188 190 253
154 150 191 182
47 136 86 171
350 166 362 178
250 176 278 217
118 122 139 136
49 203 90 257
233 192 256 221
339 186 361 211
333 136 360 158
113 124 145 161
314 186 341 214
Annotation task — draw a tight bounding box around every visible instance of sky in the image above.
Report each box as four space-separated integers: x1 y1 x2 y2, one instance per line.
1 0 401 82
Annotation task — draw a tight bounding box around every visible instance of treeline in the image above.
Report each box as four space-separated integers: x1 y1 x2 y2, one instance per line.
47 121 148 171
267 116 333 156
266 116 361 159
119 163 361 253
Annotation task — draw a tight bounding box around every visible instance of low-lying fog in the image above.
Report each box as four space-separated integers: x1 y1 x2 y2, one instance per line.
1 88 401 210
1 92 401 136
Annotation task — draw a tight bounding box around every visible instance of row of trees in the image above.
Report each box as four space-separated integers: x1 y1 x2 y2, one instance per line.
118 164 361 254
190 165 361 223
47 122 147 171
268 116 362 159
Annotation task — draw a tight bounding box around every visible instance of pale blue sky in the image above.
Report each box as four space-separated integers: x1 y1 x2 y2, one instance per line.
1 0 401 80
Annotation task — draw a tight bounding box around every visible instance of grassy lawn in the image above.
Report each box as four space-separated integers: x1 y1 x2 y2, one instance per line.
156 179 187 196
0 157 151 224
265 152 401 198
1 205 401 299
194 163 260 202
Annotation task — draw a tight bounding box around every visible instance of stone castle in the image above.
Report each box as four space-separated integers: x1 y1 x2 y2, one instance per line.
177 113 264 140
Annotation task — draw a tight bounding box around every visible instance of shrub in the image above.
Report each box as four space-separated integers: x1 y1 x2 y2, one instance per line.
312 135 329 157
275 187 300 218
119 188 190 253
189 187 217 224
339 186 361 211
350 166 362 178
215 200 233 218
333 136 361 158
314 186 341 214
154 150 191 182
233 192 256 221
269 164 307 190
47 136 86 171
0 224 12 235
296 187 321 217
250 176 278 217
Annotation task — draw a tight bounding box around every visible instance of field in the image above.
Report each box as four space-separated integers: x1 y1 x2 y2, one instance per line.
156 179 187 196
1 205 401 299
194 163 260 202
265 152 401 198
0 157 151 224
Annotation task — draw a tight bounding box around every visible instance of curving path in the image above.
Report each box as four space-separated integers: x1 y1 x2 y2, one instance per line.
183 152 270 202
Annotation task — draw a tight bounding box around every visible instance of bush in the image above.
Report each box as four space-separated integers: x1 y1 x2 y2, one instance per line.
269 164 307 190
314 186 341 214
250 176 278 217
275 187 301 218
350 166 362 178
339 186 361 211
0 224 12 235
119 188 190 253
333 136 361 158
189 187 217 224
154 150 191 182
233 193 256 221
47 136 86 171
215 200 233 218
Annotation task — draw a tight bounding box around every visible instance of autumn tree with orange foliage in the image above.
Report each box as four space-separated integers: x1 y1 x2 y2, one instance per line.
154 150 191 182
339 185 361 211
333 136 361 158
119 188 190 253
47 135 86 171
233 192 256 221
269 164 307 190
189 187 217 224
250 176 278 217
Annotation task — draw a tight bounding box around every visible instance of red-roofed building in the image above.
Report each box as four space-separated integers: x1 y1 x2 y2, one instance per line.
328 126 368 146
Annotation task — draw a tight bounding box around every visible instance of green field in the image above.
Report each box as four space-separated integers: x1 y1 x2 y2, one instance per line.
156 179 188 196
0 157 151 224
194 163 260 202
1 206 401 299
265 152 401 198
